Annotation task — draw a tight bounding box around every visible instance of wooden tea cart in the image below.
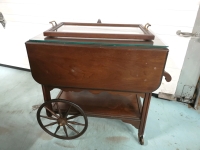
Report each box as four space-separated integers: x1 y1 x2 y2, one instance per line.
25 21 171 145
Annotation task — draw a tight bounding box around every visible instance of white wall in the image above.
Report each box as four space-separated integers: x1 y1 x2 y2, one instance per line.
0 0 199 94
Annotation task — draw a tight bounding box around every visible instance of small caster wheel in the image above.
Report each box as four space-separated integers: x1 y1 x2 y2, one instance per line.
37 99 88 140
139 136 144 145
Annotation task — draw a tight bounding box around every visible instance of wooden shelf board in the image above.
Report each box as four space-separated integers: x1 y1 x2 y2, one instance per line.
54 90 141 120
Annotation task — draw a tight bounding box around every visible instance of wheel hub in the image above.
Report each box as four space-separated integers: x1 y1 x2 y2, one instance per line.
57 118 67 126
37 99 88 139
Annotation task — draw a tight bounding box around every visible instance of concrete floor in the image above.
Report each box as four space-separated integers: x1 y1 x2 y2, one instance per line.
0 66 200 150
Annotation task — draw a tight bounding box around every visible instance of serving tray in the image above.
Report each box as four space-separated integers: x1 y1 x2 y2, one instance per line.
43 21 154 41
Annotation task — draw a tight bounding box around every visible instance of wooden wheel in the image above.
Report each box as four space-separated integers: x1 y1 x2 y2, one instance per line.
37 99 88 140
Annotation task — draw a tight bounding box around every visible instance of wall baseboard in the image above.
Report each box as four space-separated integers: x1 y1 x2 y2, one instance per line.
158 92 176 101
0 63 30 72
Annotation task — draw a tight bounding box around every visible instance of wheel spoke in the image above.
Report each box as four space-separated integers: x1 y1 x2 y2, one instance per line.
44 106 59 118
63 105 72 118
66 124 79 134
63 125 68 137
68 121 85 126
54 125 60 135
56 102 63 118
44 121 57 127
37 99 88 140
67 114 80 120
40 115 57 120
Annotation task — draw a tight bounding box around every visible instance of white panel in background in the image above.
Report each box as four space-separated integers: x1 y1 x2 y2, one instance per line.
0 0 199 94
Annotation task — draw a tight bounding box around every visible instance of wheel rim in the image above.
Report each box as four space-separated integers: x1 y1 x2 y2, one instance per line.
37 99 88 139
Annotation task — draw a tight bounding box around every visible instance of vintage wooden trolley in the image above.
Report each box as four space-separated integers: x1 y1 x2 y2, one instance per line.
25 21 171 145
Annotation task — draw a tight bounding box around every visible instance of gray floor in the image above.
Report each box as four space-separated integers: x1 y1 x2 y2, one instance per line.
0 66 200 150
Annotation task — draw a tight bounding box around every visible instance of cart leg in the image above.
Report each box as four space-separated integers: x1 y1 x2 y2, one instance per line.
42 85 52 117
138 93 151 145
138 135 144 145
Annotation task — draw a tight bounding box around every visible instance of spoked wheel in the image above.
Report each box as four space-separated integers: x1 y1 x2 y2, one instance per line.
37 99 88 140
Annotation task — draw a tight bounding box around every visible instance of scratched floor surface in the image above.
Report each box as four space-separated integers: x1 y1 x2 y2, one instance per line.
0 66 200 150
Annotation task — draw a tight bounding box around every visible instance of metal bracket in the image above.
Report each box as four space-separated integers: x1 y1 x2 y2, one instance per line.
176 30 200 38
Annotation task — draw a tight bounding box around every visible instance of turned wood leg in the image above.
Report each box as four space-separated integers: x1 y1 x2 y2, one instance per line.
42 85 52 117
138 93 151 145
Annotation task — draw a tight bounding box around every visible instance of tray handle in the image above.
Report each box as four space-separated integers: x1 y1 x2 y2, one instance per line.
49 21 57 27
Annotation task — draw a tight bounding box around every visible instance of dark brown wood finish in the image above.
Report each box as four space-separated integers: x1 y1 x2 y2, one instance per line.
163 71 172 82
26 43 168 93
26 24 170 145
138 93 152 138
41 85 52 117
122 119 140 129
136 94 143 113
57 90 140 119
43 22 155 40
44 36 155 44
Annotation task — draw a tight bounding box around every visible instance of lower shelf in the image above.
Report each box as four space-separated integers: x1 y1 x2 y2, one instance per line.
54 90 141 120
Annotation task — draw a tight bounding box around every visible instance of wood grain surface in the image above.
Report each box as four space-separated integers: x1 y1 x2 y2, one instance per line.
26 42 168 93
